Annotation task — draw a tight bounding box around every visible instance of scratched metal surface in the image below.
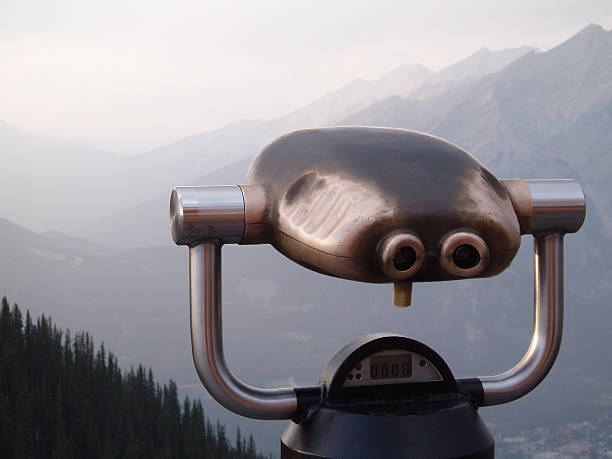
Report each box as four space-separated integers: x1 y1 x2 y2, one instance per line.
247 127 520 283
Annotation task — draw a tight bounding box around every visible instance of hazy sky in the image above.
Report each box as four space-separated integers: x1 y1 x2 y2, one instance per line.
1 0 611 154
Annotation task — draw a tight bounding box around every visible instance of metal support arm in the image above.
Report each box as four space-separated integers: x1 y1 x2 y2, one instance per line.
478 232 563 406
177 179 584 414
475 179 585 405
189 242 298 419
190 234 567 412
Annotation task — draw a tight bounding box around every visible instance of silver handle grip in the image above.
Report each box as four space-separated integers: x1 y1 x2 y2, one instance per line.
502 179 586 234
171 186 246 246
189 242 298 419
170 185 270 246
478 179 585 406
171 186 300 419
479 232 563 405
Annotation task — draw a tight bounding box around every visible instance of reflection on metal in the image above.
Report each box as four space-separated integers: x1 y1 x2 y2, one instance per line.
171 186 245 246
378 232 425 281
168 126 588 420
392 281 413 307
478 179 585 404
525 180 586 234
439 231 489 277
240 184 271 244
246 127 521 286
501 179 586 235
480 233 563 405
189 243 298 419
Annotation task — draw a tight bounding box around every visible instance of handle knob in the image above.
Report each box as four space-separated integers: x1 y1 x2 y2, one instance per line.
170 185 245 246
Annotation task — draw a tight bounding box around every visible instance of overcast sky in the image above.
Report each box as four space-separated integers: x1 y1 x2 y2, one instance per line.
1 0 611 154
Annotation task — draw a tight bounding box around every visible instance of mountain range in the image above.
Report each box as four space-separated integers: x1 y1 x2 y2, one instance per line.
0 23 610 456
0 41 532 239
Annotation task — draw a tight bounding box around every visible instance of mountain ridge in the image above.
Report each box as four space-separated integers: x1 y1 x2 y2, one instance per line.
406 45 535 100
78 22 610 250
0 41 533 236
73 42 537 249
2 22 611 457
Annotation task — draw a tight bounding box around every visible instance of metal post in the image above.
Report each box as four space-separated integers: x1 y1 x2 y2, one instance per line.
479 232 563 405
189 242 298 419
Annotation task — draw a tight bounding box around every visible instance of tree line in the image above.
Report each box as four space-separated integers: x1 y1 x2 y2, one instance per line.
0 297 270 459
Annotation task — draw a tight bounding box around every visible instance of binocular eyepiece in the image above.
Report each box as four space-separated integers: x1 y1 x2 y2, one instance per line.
378 230 489 281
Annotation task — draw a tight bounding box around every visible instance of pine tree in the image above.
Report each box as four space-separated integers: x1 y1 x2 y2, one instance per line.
236 426 243 457
247 435 257 457
0 298 267 459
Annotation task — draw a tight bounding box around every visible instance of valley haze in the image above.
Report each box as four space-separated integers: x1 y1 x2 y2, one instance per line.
1 22 611 457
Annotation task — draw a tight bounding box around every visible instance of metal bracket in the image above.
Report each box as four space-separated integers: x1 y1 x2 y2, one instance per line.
189 242 301 419
475 180 586 405
477 232 564 405
176 179 585 417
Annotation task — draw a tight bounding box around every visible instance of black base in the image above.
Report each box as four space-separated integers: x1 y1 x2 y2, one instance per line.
281 402 494 459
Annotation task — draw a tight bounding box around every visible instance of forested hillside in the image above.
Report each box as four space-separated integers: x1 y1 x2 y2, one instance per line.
0 297 267 459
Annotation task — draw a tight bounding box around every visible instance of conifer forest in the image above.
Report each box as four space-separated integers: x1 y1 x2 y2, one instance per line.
0 297 269 459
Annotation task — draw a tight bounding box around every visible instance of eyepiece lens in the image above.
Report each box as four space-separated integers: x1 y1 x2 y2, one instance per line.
393 246 417 271
453 244 481 269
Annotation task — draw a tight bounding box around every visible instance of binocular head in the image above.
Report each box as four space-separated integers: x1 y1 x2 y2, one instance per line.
169 126 586 423
245 127 519 283
171 127 584 305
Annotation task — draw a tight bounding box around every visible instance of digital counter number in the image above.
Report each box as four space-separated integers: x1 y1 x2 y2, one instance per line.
370 354 412 380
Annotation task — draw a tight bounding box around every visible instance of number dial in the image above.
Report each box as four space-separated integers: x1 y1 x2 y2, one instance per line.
342 350 442 387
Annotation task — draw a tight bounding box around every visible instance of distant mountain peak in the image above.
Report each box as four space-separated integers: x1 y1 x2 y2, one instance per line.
578 23 607 35
403 45 534 100
376 63 432 86
474 46 492 54
0 217 30 233
570 22 610 43
385 62 431 72
343 77 368 89
0 120 25 137
550 22 611 56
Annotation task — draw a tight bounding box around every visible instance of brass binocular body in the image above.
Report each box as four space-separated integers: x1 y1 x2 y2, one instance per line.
170 127 585 420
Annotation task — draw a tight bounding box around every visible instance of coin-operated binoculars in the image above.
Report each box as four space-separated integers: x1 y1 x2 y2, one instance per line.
169 127 585 458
